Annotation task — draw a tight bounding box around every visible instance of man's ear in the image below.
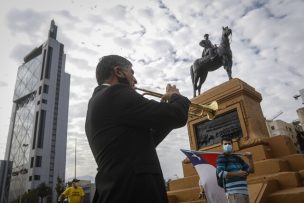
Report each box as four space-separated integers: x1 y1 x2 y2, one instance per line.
113 66 124 78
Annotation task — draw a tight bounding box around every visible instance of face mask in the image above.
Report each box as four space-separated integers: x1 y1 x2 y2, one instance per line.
223 144 232 153
118 76 130 85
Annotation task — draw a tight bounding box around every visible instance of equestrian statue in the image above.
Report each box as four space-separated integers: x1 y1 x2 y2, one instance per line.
190 26 233 97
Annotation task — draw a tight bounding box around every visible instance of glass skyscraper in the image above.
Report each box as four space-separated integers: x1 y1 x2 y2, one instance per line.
4 20 70 203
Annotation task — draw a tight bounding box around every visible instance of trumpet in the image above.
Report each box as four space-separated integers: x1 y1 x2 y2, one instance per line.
135 87 218 120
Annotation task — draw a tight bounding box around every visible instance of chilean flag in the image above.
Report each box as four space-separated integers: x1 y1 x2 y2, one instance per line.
181 149 227 203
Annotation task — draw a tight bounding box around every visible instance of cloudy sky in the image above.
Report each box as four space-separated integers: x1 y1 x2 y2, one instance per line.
0 0 303 181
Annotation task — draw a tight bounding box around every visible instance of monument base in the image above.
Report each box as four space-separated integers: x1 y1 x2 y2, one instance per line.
167 79 304 203
187 78 269 150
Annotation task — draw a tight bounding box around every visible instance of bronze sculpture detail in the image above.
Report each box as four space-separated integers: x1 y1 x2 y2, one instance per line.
190 26 233 97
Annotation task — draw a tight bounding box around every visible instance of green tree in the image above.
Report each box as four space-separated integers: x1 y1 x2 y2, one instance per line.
55 176 65 200
10 189 39 203
22 190 39 203
36 183 52 203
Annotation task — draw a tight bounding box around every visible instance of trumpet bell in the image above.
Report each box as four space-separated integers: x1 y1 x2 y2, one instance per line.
188 101 218 120
135 87 219 120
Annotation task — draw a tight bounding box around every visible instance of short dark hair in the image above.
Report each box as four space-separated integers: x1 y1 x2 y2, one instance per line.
221 136 232 144
96 55 132 85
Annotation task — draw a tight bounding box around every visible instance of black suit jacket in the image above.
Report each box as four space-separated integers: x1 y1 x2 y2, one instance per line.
85 84 190 203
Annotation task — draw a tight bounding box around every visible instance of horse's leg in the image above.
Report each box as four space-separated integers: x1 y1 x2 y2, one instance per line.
228 58 233 79
225 65 232 80
194 74 199 97
198 71 208 95
225 58 233 80
190 65 197 97
223 55 232 80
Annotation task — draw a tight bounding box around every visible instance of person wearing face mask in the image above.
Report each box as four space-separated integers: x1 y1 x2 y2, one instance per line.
58 179 84 203
85 55 191 203
216 137 254 203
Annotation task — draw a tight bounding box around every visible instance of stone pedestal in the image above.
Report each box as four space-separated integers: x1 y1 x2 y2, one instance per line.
187 78 269 150
168 79 304 203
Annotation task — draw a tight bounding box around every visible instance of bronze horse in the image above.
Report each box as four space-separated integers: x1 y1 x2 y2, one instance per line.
190 26 232 97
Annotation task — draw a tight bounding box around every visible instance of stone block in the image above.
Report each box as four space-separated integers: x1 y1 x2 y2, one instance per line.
267 135 297 157
169 175 199 191
268 187 304 203
182 162 197 177
252 158 290 177
239 144 272 161
283 154 304 171
167 187 201 202
167 194 177 203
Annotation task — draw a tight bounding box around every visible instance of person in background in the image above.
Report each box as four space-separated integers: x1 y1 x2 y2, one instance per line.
58 179 84 203
216 136 254 203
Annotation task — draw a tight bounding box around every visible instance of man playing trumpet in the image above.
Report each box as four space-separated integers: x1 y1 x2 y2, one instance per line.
85 55 190 203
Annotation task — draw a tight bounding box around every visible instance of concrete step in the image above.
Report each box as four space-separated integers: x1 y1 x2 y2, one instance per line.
169 175 199 191
168 194 177 203
239 144 272 161
252 158 290 177
266 135 297 158
167 187 201 202
299 169 304 185
182 162 197 177
248 171 302 189
268 187 304 203
248 180 279 203
282 153 304 171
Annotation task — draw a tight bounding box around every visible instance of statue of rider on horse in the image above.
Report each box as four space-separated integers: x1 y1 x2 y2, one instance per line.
199 33 217 60
190 26 233 97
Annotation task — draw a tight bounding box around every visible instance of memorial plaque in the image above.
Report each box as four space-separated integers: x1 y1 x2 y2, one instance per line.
195 110 243 148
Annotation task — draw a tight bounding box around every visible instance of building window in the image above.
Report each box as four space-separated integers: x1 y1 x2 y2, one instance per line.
43 85 49 94
35 156 42 167
30 157 34 168
37 110 46 148
37 100 40 105
29 176 32 181
41 49 46 80
32 111 39 149
271 126 275 130
38 86 42 95
42 99 47 104
45 46 53 79
34 175 40 180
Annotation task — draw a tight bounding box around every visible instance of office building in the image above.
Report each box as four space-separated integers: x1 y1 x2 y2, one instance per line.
0 160 12 203
4 20 70 202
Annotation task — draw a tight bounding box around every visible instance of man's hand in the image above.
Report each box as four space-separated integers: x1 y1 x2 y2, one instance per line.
228 170 248 177
161 84 180 102
236 170 249 177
